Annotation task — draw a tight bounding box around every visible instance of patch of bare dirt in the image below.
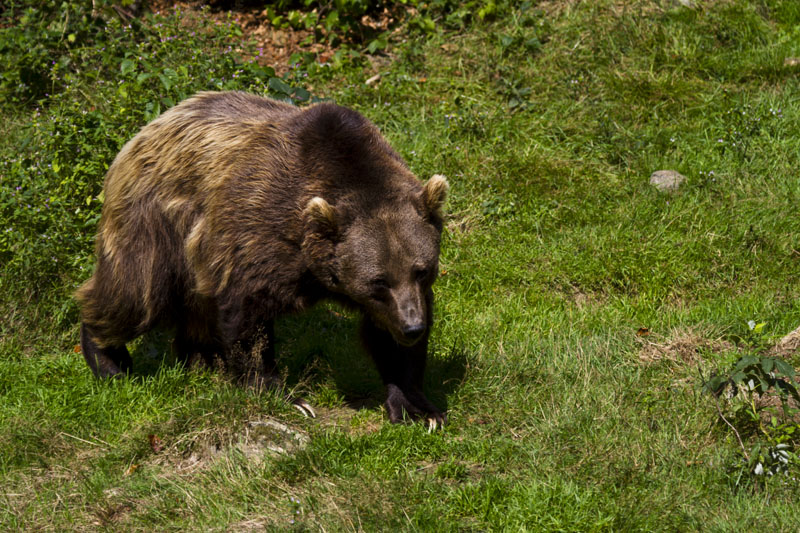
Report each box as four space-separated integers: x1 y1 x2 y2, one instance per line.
143 417 310 479
446 209 481 237
566 287 607 310
315 402 384 436
770 324 800 359
538 0 685 18
146 1 404 75
145 0 331 74
638 329 736 365
754 391 800 421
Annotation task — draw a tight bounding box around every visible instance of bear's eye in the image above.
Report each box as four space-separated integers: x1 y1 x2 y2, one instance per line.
370 277 390 298
414 268 431 282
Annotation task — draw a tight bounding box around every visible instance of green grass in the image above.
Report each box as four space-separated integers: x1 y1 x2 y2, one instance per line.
3 0 800 530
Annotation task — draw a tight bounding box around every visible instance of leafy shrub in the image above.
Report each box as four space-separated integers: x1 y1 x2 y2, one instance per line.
257 0 510 53
704 345 800 486
0 1 106 105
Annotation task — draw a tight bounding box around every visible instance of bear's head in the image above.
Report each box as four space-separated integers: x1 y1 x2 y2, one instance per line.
302 175 448 346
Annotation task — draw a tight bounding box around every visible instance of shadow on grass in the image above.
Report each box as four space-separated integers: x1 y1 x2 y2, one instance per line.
125 303 466 417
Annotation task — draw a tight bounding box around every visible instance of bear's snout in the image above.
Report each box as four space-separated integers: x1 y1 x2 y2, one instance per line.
400 321 426 343
391 286 427 346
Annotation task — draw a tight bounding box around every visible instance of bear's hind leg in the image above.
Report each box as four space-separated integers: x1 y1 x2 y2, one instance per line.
173 334 218 370
80 323 132 378
76 230 174 378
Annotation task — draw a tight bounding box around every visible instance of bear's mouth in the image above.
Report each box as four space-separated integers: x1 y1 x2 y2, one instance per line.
392 326 426 347
395 336 420 347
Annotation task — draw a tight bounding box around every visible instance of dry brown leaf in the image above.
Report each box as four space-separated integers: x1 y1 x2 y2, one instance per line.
148 434 164 453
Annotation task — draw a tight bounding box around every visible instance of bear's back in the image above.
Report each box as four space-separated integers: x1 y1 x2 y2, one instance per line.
168 91 299 124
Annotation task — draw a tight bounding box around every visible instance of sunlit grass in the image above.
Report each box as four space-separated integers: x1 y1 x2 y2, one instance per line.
2 0 800 530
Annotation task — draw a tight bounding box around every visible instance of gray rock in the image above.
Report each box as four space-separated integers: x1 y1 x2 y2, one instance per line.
650 170 686 192
243 418 309 458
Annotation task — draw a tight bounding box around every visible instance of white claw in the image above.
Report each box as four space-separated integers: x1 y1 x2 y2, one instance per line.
292 399 317 418
427 418 438 433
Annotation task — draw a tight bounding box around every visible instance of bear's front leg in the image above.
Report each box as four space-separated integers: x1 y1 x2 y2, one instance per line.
360 317 445 428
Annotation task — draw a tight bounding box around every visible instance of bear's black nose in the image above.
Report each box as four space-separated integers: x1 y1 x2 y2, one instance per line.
402 323 426 340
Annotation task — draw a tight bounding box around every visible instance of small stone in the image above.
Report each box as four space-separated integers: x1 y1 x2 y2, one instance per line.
649 170 686 192
242 418 309 459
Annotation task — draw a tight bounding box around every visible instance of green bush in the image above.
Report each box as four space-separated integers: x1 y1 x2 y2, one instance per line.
259 0 507 53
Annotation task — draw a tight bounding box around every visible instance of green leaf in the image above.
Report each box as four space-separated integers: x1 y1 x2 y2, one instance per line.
324 10 339 32
268 77 293 96
419 16 436 33
293 87 310 102
287 10 302 29
478 1 497 21
120 59 135 75
735 355 759 370
756 374 769 393
158 73 172 91
773 359 796 377
525 36 541 51
781 381 800 402
704 375 728 394
753 322 766 334
761 357 774 373
730 370 746 384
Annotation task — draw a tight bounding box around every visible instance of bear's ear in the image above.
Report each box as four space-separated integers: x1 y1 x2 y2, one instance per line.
302 197 340 288
303 197 338 237
421 174 449 221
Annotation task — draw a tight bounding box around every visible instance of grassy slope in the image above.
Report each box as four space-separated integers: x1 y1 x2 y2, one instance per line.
3 1 800 530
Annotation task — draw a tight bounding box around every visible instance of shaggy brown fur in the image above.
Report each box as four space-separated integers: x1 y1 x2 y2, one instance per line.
76 91 448 425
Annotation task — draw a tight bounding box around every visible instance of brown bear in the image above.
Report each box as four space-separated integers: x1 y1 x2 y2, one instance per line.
75 91 448 426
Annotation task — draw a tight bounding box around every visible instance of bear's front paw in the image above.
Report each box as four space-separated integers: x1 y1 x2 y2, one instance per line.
424 411 446 432
385 384 445 429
